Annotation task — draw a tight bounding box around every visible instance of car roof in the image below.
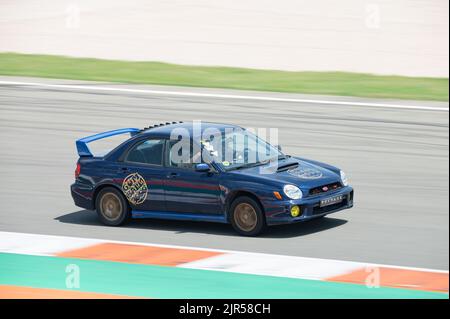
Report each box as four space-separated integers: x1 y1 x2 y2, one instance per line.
138 121 241 137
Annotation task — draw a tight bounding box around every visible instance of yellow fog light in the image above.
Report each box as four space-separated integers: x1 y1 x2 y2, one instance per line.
290 205 301 217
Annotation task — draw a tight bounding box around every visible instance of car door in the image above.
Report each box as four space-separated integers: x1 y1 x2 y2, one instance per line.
116 138 166 211
163 139 222 214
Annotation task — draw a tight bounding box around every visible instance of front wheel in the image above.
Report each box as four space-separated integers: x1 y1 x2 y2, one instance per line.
230 196 266 236
95 187 130 226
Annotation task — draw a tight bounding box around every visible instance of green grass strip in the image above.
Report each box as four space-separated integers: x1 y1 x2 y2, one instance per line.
0 53 448 101
0 253 447 299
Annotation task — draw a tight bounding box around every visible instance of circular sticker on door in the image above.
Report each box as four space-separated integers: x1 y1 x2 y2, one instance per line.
122 172 148 205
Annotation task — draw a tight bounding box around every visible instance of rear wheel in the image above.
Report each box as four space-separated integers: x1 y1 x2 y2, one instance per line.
230 196 266 236
96 187 130 226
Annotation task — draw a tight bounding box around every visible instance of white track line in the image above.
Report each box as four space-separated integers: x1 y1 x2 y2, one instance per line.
0 231 448 274
0 80 448 112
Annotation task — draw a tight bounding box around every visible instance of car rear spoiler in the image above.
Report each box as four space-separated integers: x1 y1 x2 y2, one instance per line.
76 128 140 157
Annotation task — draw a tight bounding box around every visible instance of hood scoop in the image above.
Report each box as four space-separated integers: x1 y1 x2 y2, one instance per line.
277 162 299 172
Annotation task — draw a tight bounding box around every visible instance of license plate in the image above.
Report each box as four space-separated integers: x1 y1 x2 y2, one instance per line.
320 195 344 207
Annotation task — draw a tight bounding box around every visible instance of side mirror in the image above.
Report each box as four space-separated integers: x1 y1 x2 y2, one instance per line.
195 163 211 172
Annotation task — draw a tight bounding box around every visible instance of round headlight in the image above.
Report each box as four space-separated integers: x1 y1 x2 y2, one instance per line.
340 170 349 186
283 185 303 200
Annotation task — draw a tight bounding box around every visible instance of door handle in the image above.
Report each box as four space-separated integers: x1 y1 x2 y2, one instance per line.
167 172 179 179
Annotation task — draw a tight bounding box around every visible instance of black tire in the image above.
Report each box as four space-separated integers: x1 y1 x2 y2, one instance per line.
95 187 130 226
229 196 266 236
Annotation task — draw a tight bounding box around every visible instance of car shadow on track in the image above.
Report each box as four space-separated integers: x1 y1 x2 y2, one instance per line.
55 210 348 238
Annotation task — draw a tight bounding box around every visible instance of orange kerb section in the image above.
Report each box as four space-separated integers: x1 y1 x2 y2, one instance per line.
326 267 449 293
0 285 137 299
56 243 222 266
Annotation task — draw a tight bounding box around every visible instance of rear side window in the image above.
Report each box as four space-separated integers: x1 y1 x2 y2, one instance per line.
125 139 165 165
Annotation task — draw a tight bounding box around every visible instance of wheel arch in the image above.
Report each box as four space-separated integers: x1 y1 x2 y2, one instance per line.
92 183 126 210
225 190 265 222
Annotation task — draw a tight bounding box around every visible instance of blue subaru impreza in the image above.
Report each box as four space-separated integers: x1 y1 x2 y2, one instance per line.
71 121 354 236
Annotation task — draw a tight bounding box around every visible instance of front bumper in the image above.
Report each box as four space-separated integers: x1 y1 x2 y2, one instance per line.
264 186 354 225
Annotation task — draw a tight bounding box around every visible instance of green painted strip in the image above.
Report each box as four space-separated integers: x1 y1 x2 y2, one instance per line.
0 53 448 101
0 253 447 299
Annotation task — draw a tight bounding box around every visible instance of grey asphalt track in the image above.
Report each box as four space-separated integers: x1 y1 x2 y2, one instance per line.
0 76 448 270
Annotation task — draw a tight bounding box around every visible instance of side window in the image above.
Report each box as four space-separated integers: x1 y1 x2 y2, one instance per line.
168 140 203 169
125 139 165 166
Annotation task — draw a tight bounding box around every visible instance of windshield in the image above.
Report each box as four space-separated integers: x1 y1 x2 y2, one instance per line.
200 128 285 171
